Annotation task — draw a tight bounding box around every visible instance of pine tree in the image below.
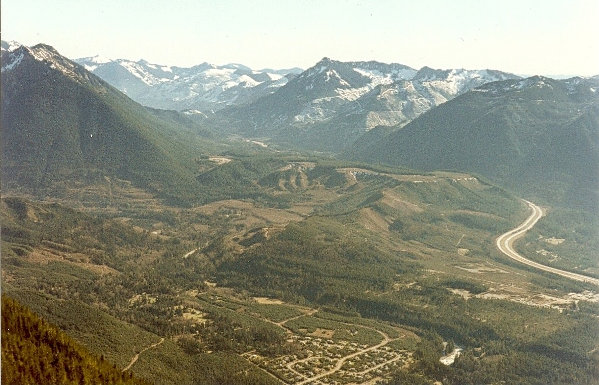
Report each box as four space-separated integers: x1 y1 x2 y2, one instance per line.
1 295 151 385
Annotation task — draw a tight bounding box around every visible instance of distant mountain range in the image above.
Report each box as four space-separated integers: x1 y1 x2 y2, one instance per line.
211 57 519 151
351 75 599 209
3 40 302 114
74 56 302 113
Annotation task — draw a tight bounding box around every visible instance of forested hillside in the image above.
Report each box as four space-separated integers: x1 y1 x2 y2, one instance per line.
1 44 216 204
351 76 599 210
1 296 150 385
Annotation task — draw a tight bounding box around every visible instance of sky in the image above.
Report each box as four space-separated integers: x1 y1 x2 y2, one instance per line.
2 0 598 76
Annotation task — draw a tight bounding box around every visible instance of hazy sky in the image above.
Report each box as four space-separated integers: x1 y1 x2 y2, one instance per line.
2 0 598 76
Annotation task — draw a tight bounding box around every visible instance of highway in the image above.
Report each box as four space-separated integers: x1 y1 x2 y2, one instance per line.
496 200 599 286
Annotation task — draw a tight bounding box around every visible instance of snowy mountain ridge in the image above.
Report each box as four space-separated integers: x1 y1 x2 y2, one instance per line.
1 43 95 87
208 57 524 152
297 58 520 129
73 53 302 112
2 40 519 124
471 75 599 99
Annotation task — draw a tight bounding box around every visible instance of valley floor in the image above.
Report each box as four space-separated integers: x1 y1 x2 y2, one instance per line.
3 159 598 385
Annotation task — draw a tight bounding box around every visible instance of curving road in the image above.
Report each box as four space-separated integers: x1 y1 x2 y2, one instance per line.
122 337 165 372
496 200 599 286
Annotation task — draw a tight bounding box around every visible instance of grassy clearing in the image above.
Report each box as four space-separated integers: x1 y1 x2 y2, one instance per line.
284 316 384 346
315 310 418 340
194 296 284 334
245 303 305 322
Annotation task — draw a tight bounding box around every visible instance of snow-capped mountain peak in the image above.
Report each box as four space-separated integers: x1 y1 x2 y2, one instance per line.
80 54 113 64
74 55 303 111
1 40 22 52
474 75 557 95
2 44 81 80
1 43 112 93
76 54 114 71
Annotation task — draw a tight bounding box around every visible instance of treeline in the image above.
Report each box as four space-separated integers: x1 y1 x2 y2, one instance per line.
1 296 151 385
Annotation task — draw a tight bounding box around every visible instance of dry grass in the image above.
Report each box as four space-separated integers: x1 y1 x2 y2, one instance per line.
253 297 285 305
26 248 120 275
381 189 423 213
208 156 232 164
181 308 208 324
358 208 391 233
194 199 304 226
454 263 509 274
309 328 335 339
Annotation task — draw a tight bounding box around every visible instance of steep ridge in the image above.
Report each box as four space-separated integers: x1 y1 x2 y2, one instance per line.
1 43 209 202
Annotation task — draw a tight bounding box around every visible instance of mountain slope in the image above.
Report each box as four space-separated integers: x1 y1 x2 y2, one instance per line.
1 43 210 202
213 58 518 152
1 296 150 385
74 54 302 112
352 76 599 209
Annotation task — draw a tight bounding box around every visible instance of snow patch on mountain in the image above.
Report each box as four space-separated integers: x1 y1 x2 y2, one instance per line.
335 86 371 101
353 66 416 85
325 69 350 86
266 73 284 81
353 68 394 85
118 60 171 85
276 61 521 136
1 50 24 71
203 67 235 79
236 74 262 88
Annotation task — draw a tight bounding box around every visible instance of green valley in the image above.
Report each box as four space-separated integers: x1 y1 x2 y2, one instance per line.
2 40 598 385
3 154 599 384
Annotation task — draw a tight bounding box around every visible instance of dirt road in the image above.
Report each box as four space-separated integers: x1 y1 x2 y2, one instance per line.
122 337 165 372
